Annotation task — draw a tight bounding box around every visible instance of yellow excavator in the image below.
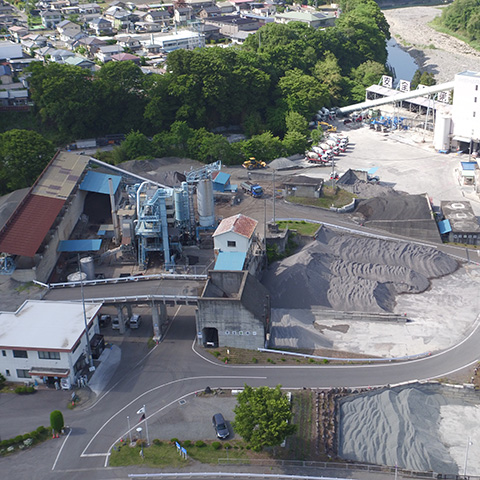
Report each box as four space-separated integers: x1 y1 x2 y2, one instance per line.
242 157 267 170
318 122 337 133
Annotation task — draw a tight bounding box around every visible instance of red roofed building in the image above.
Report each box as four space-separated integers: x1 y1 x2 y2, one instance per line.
212 213 258 256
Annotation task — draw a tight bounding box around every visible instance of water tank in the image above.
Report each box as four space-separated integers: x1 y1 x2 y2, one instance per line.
434 114 452 151
174 188 189 223
67 271 87 283
197 178 215 227
80 256 95 280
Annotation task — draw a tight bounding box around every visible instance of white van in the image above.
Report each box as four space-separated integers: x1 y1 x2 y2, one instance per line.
130 314 142 329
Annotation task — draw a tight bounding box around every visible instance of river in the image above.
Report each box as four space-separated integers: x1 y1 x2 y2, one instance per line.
386 37 418 86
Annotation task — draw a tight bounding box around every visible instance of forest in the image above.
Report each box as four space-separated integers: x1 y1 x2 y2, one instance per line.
0 0 391 193
435 0 480 43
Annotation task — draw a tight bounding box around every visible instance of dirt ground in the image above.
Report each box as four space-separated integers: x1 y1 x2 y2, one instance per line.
383 6 480 83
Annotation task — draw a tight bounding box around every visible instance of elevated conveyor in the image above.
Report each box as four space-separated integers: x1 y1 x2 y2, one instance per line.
338 81 455 114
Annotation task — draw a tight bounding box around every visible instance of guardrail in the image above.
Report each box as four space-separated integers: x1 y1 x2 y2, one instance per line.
257 347 431 363
72 294 199 306
39 273 208 290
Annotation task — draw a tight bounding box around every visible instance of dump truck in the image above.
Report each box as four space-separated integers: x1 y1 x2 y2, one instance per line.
240 181 263 198
242 157 267 170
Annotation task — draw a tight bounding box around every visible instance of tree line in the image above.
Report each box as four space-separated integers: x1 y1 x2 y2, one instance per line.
435 0 480 43
1 0 391 193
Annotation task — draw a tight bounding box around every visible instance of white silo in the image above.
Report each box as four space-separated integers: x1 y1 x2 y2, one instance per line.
79 256 95 280
174 183 190 224
197 178 215 227
434 114 452 151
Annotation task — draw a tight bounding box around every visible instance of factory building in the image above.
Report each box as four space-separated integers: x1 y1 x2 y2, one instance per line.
440 200 480 245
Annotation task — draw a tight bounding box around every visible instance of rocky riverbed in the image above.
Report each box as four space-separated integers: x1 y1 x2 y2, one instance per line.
383 6 480 83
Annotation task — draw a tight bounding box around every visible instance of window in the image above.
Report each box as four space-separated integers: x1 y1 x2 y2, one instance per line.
227 241 236 247
13 350 28 358
5 370 10 376
2 350 5 357
474 112 477 118
476 85 478 91
16 369 31 378
38 351 60 360
476 97 478 103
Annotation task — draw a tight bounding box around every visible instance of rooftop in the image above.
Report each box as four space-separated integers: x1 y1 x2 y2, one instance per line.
213 214 258 239
0 300 102 351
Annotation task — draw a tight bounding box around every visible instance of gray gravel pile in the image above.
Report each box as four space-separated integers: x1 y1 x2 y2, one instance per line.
338 385 460 474
263 227 457 312
269 157 299 170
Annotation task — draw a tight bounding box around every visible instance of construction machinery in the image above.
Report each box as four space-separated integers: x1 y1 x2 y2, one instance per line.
242 157 267 170
318 122 337 133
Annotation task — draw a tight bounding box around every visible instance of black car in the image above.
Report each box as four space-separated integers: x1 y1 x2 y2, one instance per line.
212 413 229 439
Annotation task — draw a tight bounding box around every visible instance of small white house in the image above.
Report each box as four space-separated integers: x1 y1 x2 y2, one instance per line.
0 300 102 386
213 213 258 254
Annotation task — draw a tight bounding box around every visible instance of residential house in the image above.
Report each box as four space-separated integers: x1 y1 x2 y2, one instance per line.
78 3 101 15
204 15 260 37
0 63 13 84
61 6 80 15
76 35 106 54
216 1 236 14
51 0 70 10
198 5 221 18
111 52 140 64
59 29 86 48
135 21 164 33
0 89 29 107
95 44 123 62
184 0 215 12
40 10 62 28
88 17 113 35
213 214 258 255
174 7 193 24
0 300 102 386
200 23 221 42
116 35 142 52
8 25 29 43
104 5 132 30
57 19 81 35
35 47 74 63
8 57 38 74
144 9 170 25
64 54 96 71
20 33 48 49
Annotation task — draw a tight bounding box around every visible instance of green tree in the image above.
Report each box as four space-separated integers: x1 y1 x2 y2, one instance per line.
283 131 307 156
232 385 296 451
0 129 55 194
411 70 436 90
285 111 308 136
50 410 64 435
122 130 153 159
241 132 284 163
313 51 345 105
310 127 325 144
349 60 387 102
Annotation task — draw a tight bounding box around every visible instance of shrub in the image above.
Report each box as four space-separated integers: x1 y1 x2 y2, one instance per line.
50 410 64 434
212 441 222 450
147 337 156 349
153 439 162 446
170 438 179 444
14 385 35 394
323 359 329 364
0 373 6 388
36 426 46 435
224 442 231 449
22 433 31 441
251 357 258 364
13 435 23 444
195 440 206 448
183 440 192 447
213 351 221 358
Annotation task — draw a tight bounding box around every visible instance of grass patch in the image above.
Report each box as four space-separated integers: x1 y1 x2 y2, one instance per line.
276 220 320 236
286 186 356 209
429 18 480 52
109 440 249 467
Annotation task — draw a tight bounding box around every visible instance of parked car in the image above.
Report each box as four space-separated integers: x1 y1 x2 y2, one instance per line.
112 316 129 330
212 413 229 439
99 314 111 327
129 314 142 329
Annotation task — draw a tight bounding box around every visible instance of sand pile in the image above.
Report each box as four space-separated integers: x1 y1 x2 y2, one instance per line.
338 384 480 474
263 227 457 312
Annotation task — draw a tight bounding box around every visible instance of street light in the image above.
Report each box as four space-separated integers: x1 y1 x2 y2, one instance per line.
136 427 144 459
464 437 473 478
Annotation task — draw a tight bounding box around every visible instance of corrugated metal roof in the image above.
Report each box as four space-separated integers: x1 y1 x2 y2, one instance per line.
461 162 477 171
0 194 65 257
57 239 102 252
213 214 258 239
33 152 88 200
214 251 246 271
212 171 230 185
79 170 121 194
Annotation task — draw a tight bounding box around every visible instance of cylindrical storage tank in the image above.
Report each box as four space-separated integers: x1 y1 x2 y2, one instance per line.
67 271 87 283
79 256 95 280
174 189 189 222
434 114 452 151
197 178 215 227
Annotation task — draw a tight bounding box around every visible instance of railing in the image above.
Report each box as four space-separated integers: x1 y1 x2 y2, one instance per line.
70 294 200 306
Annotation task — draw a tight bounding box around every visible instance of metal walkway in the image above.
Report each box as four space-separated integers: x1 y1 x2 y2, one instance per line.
338 81 455 114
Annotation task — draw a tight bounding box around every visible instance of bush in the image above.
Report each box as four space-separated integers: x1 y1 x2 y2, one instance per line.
212 351 221 358
36 426 46 434
13 435 23 444
212 441 222 450
195 440 206 448
251 357 258 364
14 385 35 394
50 410 64 434
183 440 192 447
224 442 231 449
22 433 31 441
153 439 162 446
0 373 6 388
170 438 179 444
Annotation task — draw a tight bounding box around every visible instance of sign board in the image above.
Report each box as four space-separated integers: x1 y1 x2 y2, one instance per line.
382 75 393 89
399 80 410 92
437 91 451 103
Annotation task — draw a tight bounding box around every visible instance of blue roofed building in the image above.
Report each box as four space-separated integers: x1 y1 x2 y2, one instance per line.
214 251 246 271
80 171 121 195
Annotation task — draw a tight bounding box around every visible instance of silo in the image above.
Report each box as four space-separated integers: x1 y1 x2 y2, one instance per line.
79 256 95 280
174 187 189 223
434 114 452 151
197 178 215 227
67 271 87 283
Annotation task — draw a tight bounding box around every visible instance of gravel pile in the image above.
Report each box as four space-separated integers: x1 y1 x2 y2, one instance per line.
269 157 299 170
338 384 480 474
263 227 457 312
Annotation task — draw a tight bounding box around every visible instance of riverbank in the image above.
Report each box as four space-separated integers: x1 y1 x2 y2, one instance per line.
383 6 480 83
